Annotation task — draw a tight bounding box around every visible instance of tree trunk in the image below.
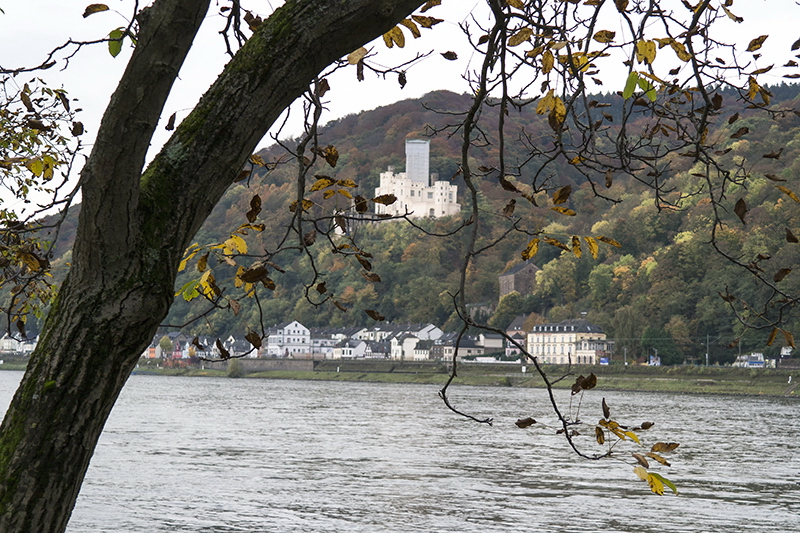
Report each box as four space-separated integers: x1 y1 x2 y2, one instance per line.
0 1 425 531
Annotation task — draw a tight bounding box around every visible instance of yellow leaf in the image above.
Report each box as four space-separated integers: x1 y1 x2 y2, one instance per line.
747 35 768 52
635 40 657 64
544 236 570 251
323 189 336 199
571 236 582 257
310 177 335 191
597 235 622 248
776 185 800 203
197 252 209 273
338 189 353 199
337 178 358 188
347 47 368 64
669 41 691 62
542 50 554 73
593 30 616 43
548 96 566 130
551 206 576 216
399 18 421 39
506 0 524 8
584 236 599 259
647 472 665 495
508 27 533 47
521 238 540 260
650 472 678 495
25 158 44 177
536 89 555 115
383 26 405 48
633 466 648 481
225 234 247 255
623 430 640 444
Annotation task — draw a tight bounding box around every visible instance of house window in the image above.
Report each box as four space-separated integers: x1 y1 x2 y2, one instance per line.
428 192 433 199
410 190 415 197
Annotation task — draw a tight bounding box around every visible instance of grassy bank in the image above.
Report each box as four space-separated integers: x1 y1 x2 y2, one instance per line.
5 359 798 397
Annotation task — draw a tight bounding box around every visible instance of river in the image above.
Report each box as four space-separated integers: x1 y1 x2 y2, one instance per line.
1 371 798 532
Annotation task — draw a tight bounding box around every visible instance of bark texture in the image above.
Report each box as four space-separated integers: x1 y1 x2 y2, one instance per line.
0 1 425 531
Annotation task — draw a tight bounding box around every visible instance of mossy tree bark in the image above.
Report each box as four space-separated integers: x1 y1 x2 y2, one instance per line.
0 0 425 531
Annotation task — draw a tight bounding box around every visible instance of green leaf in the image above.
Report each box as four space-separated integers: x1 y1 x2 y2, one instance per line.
108 28 124 57
637 77 657 102
623 71 638 99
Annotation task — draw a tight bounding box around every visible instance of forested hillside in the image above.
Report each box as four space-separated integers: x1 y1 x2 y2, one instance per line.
38 86 800 364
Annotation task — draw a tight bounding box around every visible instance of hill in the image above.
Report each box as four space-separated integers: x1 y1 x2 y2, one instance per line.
28 86 800 364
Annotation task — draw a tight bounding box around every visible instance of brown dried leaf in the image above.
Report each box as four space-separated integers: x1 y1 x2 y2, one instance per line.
552 185 572 204
786 228 799 243
774 268 791 282
602 397 610 419
365 309 385 321
245 330 262 349
650 442 680 453
734 198 747 224
515 417 536 428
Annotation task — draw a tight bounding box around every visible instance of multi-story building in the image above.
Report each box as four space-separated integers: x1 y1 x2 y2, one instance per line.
527 318 611 365
373 139 460 219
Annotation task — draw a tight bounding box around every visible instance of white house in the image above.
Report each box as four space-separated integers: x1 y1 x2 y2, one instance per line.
265 320 311 357
527 318 611 365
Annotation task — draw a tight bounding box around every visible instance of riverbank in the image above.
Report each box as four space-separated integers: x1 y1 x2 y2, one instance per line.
125 359 800 398
3 358 797 396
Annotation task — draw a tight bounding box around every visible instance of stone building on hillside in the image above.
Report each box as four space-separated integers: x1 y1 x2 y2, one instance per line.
374 139 460 219
498 260 539 299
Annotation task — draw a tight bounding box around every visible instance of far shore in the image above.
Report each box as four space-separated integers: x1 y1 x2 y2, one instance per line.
3 358 798 397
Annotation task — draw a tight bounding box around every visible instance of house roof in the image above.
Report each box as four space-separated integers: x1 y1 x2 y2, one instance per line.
531 318 604 334
499 260 540 278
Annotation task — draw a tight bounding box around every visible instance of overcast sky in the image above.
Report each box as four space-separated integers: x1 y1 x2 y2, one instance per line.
1 1 798 164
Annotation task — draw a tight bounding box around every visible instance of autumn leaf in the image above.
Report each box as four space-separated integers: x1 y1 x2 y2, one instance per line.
246 194 261 223
347 47 368 64
372 194 397 205
584 236 599 259
310 176 335 191
245 330 262 349
650 442 680 453
552 185 572 204
83 4 109 17
551 206 576 216
441 51 458 60
602 397 610 419
383 26 405 48
544 236 570 252
365 309 385 321
597 235 622 248
786 228 798 243
571 236 582 257
521 238 540 260
165 112 176 131
508 27 533 47
515 417 536 428
399 18 421 39
747 35 768 52
411 14 443 28
774 268 791 282
776 185 800 203
593 30 616 43
734 198 747 224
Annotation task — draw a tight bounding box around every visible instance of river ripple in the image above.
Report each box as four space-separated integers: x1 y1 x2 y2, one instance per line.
1 371 798 532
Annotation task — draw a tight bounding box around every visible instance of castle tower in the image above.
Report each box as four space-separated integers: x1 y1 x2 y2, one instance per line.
405 139 430 185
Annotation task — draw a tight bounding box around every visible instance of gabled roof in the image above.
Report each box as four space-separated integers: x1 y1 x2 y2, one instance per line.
500 260 540 278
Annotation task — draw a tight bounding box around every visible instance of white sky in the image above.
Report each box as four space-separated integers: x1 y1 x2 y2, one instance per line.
1 0 798 179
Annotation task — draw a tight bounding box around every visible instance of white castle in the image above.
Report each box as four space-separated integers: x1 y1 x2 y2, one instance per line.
374 139 460 219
